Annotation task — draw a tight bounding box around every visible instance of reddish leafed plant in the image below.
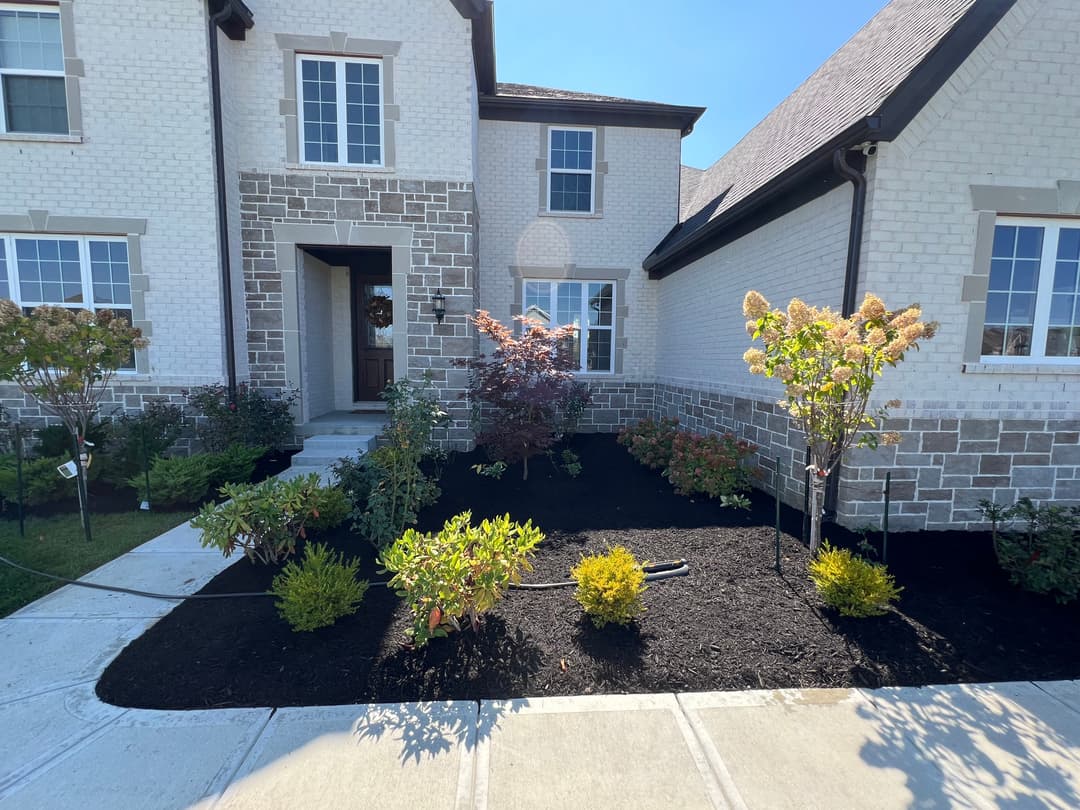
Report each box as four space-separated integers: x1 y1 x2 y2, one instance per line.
461 311 590 480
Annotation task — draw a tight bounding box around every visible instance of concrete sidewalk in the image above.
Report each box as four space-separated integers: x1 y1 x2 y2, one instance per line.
2 519 1080 808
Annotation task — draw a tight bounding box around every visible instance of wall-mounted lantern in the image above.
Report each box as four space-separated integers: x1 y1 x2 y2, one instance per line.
432 289 447 324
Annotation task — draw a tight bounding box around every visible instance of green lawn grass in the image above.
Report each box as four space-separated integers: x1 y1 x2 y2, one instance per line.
0 511 192 617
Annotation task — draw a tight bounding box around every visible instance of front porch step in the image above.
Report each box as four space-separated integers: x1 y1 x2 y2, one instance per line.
289 434 377 469
299 413 389 437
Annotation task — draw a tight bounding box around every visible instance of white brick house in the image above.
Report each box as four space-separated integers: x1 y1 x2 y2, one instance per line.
1 0 1077 529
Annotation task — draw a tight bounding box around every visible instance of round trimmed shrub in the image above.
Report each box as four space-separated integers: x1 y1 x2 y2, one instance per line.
271 542 369 632
808 542 901 617
571 545 647 628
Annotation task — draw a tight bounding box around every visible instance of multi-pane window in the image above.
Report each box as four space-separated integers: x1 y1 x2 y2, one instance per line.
548 128 594 213
296 55 382 166
523 280 615 372
0 6 67 134
982 219 1080 360
0 234 135 367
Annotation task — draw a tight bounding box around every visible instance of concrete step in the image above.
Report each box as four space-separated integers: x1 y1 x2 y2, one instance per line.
289 434 377 468
300 411 389 438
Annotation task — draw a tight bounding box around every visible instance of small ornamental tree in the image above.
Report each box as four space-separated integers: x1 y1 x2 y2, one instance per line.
742 291 934 555
461 311 591 480
0 303 147 539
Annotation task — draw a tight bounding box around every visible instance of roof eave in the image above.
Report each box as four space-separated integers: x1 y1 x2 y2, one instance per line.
208 0 253 40
479 95 706 136
644 117 879 278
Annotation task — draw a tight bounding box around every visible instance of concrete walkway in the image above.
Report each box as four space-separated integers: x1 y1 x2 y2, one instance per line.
3 520 1080 808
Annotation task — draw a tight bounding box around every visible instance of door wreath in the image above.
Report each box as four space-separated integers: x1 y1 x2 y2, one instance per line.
367 294 393 328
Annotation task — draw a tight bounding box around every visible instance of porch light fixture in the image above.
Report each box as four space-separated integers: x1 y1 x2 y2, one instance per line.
432 289 447 324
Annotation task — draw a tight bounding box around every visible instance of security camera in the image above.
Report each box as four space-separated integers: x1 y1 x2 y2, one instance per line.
861 143 878 157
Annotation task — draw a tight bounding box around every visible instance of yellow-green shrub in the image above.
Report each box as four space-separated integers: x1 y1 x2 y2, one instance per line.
306 486 351 533
571 545 647 628
808 542 901 617
271 543 369 632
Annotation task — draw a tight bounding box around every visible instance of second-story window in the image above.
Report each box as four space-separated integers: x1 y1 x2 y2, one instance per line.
548 128 595 213
0 5 68 134
296 55 383 166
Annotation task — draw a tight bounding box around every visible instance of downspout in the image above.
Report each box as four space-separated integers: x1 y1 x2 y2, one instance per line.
208 5 238 400
824 146 871 520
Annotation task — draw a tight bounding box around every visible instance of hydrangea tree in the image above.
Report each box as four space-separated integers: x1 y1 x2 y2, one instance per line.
0 303 148 539
742 291 934 554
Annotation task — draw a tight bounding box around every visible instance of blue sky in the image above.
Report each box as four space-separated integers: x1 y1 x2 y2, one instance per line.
492 0 890 169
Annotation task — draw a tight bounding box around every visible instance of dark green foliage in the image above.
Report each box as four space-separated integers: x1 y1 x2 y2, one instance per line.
186 383 297 452
99 401 185 485
132 455 214 508
205 444 266 490
35 422 108 458
271 543 369 632
0 454 77 507
981 498 1080 603
331 453 378 512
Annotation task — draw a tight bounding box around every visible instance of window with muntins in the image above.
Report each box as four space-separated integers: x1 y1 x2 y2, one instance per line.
982 218 1080 360
0 234 135 368
523 279 614 372
296 55 383 166
548 128 595 213
0 5 67 134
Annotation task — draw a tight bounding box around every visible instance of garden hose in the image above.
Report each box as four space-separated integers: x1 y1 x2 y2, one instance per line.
0 554 690 602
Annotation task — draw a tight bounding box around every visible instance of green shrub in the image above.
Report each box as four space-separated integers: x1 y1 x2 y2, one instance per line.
617 417 680 470
571 545 647 628
331 453 378 512
192 473 325 564
131 454 214 507
307 486 351 533
271 542 369 632
354 378 447 547
99 401 185 485
808 542 902 617
206 444 266 489
379 511 543 646
186 383 297 452
0 454 77 507
663 431 757 503
980 498 1080 603
34 422 109 459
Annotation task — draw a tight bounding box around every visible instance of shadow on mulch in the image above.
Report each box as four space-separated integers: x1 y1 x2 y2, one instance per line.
96 434 1080 709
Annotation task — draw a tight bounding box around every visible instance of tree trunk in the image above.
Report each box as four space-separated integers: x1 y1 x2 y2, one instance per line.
809 474 826 556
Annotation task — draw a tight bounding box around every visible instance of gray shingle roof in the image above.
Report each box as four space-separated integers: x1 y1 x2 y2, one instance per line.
649 0 1014 273
680 166 705 220
495 82 676 107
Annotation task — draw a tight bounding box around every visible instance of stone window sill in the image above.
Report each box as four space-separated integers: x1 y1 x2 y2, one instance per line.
285 163 395 175
963 362 1080 375
0 132 82 144
538 211 603 220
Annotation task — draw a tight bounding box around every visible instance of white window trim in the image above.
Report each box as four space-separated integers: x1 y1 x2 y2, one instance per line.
0 2 66 135
294 54 384 168
547 126 596 215
0 233 136 369
523 278 615 373
980 215 1080 364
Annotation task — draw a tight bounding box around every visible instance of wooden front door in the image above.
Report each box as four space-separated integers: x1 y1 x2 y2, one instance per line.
352 271 394 401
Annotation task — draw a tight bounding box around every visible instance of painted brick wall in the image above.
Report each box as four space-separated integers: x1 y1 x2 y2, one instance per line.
299 252 335 418
476 119 682 385
840 0 1080 527
1 0 225 385
220 0 476 181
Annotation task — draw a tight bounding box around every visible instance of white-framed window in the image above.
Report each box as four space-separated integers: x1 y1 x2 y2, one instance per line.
296 54 383 166
982 217 1080 361
523 279 615 372
0 233 135 368
548 127 595 213
0 3 67 134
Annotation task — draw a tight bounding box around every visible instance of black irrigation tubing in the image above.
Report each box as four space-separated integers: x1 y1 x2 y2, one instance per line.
0 555 691 602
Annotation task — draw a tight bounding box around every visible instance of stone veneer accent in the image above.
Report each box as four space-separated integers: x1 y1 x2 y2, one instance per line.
238 171 476 447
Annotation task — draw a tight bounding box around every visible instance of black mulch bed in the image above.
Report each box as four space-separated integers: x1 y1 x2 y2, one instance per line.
97 434 1080 709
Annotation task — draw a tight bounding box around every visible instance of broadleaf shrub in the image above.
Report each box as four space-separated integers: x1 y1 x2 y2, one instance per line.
980 497 1080 603
191 473 326 564
663 431 757 501
808 542 901 617
271 543 369 632
379 511 543 646
186 383 296 452
99 401 185 484
617 417 680 470
571 545 647 628
459 311 590 480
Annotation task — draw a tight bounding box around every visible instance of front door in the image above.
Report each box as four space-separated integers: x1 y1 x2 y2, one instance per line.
352 271 394 401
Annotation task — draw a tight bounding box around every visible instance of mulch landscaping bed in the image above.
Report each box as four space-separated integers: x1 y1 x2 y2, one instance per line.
97 435 1080 709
